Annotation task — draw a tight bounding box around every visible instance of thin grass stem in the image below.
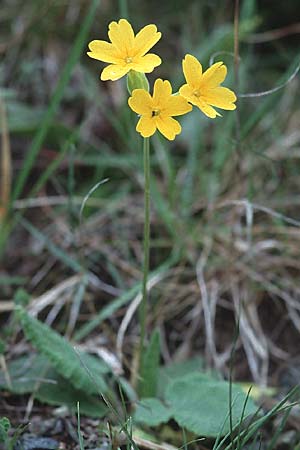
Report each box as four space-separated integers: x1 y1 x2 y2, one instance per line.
234 0 242 184
0 97 11 224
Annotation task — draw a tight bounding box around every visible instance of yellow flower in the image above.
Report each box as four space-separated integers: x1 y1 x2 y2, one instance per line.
179 54 237 118
87 19 162 81
128 79 192 140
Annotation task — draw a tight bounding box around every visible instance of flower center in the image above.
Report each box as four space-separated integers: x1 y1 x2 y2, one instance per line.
193 89 201 98
125 57 133 63
152 109 160 117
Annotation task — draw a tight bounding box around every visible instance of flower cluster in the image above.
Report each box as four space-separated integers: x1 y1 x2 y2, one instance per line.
88 19 236 140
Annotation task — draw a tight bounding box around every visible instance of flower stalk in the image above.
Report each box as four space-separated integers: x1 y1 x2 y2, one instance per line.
138 137 150 370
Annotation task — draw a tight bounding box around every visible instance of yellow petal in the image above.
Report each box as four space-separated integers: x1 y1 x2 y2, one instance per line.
182 54 202 88
164 95 192 116
131 54 161 73
136 116 156 137
87 40 121 63
203 87 237 110
128 89 153 115
179 84 194 101
101 64 129 81
156 116 181 140
153 79 172 105
134 24 161 56
201 62 227 88
108 19 134 54
196 99 221 118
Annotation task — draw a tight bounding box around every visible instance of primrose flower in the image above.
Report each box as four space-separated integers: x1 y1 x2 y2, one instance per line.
87 19 162 81
128 79 192 140
179 54 237 118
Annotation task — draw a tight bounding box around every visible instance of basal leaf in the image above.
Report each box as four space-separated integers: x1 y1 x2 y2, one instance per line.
134 398 172 427
165 373 257 437
0 354 107 418
0 354 50 394
36 374 107 418
158 356 206 397
16 307 109 394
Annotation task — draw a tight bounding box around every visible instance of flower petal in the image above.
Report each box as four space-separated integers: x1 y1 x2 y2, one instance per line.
133 24 162 56
179 84 194 101
136 116 157 137
153 79 172 105
128 89 153 115
108 19 134 54
100 64 129 81
201 62 227 88
156 116 181 140
196 99 221 118
87 40 121 63
203 87 237 110
131 54 161 73
164 95 192 116
182 54 202 88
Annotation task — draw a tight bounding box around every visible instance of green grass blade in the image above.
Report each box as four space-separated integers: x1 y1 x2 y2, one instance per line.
31 130 79 199
265 405 292 450
139 328 160 398
77 402 85 450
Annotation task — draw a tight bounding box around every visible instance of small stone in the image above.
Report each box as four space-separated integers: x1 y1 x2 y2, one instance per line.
14 436 59 450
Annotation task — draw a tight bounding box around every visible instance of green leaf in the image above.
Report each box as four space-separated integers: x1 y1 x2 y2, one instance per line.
0 417 10 443
14 288 31 307
6 101 43 133
134 398 172 427
0 354 65 395
158 356 206 397
165 373 257 437
0 355 107 418
16 308 109 395
0 354 47 394
139 329 160 398
157 356 220 398
36 373 107 418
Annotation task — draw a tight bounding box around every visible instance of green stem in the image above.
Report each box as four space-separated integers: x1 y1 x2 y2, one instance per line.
138 137 150 368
